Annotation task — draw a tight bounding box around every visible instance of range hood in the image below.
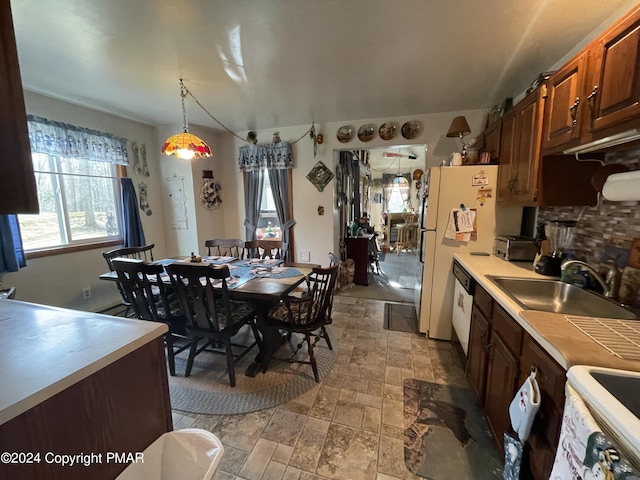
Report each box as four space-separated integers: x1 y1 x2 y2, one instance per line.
563 128 640 154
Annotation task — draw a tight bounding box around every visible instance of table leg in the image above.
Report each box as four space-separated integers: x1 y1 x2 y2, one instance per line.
244 301 287 377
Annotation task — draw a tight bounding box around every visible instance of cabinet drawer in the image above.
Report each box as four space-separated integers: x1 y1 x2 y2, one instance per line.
474 284 493 319
521 335 566 410
491 303 523 356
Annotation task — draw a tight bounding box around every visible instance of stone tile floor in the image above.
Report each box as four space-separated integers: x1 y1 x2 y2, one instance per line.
171 296 476 480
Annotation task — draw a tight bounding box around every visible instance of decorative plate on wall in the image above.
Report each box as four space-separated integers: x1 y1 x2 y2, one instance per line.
401 121 422 139
336 126 353 143
379 123 397 140
357 124 376 142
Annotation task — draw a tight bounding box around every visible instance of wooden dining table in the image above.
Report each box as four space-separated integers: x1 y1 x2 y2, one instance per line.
99 257 321 377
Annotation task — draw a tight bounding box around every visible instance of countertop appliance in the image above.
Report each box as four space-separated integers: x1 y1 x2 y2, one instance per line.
535 220 576 276
415 165 523 339
493 236 537 261
451 259 474 366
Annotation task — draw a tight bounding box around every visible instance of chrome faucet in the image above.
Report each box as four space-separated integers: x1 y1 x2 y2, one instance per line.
561 259 618 298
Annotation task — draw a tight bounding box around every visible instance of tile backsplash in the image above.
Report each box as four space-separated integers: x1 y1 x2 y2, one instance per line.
538 147 640 305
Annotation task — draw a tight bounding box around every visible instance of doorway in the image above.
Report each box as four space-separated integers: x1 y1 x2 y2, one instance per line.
335 145 426 304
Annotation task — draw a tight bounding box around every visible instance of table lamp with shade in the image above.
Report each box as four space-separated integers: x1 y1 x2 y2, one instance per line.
446 116 471 161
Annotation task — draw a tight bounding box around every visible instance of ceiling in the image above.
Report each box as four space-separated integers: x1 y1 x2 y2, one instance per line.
10 0 636 134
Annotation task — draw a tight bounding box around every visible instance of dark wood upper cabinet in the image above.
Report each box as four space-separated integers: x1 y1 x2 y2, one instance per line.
0 0 38 214
542 52 589 151
588 7 640 133
497 86 545 205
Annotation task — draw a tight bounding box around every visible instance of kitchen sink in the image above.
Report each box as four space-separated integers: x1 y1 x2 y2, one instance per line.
486 276 639 320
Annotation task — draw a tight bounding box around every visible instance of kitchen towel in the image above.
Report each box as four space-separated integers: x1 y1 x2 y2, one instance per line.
508 370 540 442
549 383 640 480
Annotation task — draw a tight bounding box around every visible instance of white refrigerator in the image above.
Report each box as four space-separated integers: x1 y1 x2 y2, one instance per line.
415 165 522 339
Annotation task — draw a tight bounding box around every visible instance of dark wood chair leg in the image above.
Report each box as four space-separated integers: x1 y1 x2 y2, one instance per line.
320 326 332 350
225 337 236 387
165 334 176 376
185 337 200 377
305 334 320 382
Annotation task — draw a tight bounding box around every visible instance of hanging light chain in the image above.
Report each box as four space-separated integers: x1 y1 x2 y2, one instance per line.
181 80 316 145
179 79 189 132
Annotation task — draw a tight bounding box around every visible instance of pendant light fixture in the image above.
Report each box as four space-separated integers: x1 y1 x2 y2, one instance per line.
161 79 213 160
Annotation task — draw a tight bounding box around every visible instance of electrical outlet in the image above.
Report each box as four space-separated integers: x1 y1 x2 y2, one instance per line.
299 251 310 262
82 287 91 299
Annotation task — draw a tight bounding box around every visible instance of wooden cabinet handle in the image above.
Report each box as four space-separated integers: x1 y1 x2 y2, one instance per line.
569 98 580 127
586 86 598 107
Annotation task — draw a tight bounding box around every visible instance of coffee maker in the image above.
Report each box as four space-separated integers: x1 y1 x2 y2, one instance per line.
534 220 576 276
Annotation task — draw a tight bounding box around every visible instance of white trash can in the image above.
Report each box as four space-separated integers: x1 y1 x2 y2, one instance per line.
116 428 224 480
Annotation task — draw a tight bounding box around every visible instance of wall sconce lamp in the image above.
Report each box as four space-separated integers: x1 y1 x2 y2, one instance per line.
446 116 471 158
161 79 213 160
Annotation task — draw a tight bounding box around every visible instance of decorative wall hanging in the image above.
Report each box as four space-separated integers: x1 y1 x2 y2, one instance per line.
165 174 188 229
200 170 222 210
379 123 397 140
357 124 375 142
336 126 353 143
131 142 150 177
306 161 334 192
401 120 422 139
138 181 152 216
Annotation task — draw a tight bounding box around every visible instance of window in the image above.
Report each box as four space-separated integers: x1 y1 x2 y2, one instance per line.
18 153 122 251
256 173 282 241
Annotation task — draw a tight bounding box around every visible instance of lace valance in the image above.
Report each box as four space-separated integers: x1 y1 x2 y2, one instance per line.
238 142 293 172
26 115 129 165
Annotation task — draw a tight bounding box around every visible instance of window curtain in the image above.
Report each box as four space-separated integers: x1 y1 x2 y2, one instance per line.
268 168 295 258
240 142 296 249
238 142 294 172
244 169 264 241
382 173 411 211
121 178 146 247
26 115 129 165
0 215 26 273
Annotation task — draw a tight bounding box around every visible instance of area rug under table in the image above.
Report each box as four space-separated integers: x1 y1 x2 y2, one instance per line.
168 326 337 415
403 378 502 479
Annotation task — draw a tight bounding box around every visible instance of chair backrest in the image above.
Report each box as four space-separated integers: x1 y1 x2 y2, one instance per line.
204 238 245 258
103 244 156 304
103 244 155 271
164 263 234 333
289 262 340 326
111 257 172 323
245 240 288 260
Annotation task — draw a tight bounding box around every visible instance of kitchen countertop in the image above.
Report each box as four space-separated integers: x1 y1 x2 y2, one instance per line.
453 253 640 373
0 299 167 425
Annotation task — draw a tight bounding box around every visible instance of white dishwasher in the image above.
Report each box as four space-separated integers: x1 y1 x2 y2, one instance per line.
451 260 474 365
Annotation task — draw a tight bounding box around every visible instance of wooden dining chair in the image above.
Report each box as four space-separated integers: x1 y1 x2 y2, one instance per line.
164 263 263 387
204 238 245 258
111 258 191 376
245 240 289 260
264 261 340 382
102 244 155 316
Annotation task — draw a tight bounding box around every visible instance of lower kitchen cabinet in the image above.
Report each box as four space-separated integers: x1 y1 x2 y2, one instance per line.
466 284 565 479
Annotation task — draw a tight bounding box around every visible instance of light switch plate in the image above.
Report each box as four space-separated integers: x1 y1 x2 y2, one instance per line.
299 251 310 262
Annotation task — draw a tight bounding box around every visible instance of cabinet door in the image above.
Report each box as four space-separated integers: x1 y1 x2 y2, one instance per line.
0 0 39 214
588 8 640 132
510 89 545 204
484 333 520 452
497 109 518 203
483 120 502 161
466 305 491 405
543 53 588 150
